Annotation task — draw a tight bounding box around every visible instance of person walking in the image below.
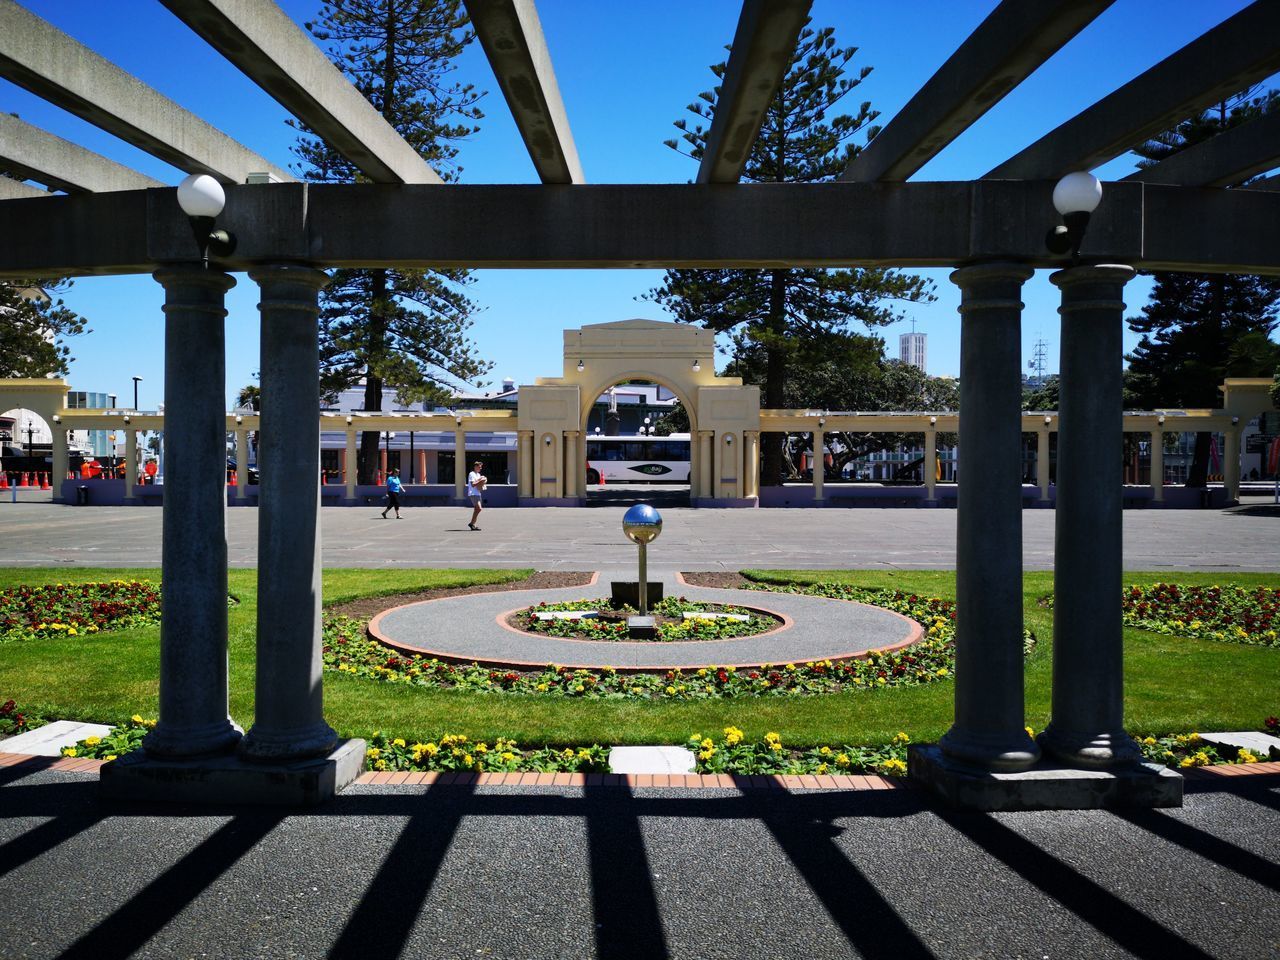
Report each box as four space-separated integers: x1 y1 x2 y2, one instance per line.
381 467 403 519
466 460 486 531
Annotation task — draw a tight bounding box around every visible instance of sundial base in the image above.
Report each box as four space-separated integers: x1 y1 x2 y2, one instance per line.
626 615 658 640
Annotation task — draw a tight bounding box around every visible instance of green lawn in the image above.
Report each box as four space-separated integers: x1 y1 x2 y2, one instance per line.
1 566 1276 748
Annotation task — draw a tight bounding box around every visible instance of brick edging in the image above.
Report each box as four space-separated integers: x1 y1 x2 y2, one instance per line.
351 770 911 789
0 752 106 773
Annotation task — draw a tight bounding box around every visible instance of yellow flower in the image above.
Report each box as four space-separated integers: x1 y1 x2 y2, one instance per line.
697 668 708 677
1025 726 1035 739
104 755 117 761
84 736 102 747
893 732 910 745
392 738 406 748
462 753 473 765
536 683 549 692
701 738 715 751
697 749 713 761
67 627 77 636
816 763 829 775
769 741 782 752
131 714 145 724
835 753 850 768
367 747 381 759
723 726 744 745
425 742 439 755
876 676 887 685
1143 736 1157 746
785 663 796 672
818 746 832 756
665 686 676 695
1238 748 1258 764
765 731 781 743
936 668 949 677
63 747 77 758
500 752 516 762
880 758 908 776
373 759 389 771
476 743 488 753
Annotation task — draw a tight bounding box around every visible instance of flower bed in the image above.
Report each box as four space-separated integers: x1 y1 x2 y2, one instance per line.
513 597 779 642
0 697 47 738
1137 731 1274 768
60 714 154 760
0 581 162 643
1120 583 1280 647
363 732 610 773
687 726 912 777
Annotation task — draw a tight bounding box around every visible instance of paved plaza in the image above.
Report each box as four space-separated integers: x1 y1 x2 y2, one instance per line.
2 497 1278 571
0 764 1276 959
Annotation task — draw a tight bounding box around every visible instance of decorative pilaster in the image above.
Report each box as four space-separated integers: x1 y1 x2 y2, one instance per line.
812 430 824 502
1040 264 1141 768
124 428 138 499
939 262 1039 771
239 265 337 763
924 427 938 503
1036 425 1052 503
144 265 241 759
1150 429 1164 503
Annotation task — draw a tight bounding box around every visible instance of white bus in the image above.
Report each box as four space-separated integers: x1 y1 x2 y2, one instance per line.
586 434 691 484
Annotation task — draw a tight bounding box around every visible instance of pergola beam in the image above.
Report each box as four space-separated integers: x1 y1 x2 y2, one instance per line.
842 0 1113 183
696 0 811 184
0 114 164 194
464 0 583 184
0 0 292 184
3 180 1280 278
1123 110 1280 187
986 1 1280 180
159 0 440 184
0 175 50 200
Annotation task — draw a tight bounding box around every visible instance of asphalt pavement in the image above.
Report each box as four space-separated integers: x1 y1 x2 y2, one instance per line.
2 496 1278 571
0 767 1276 959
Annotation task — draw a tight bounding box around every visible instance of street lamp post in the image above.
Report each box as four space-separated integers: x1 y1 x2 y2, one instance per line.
132 376 143 411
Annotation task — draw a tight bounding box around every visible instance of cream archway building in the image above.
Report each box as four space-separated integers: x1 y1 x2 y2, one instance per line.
517 319 760 505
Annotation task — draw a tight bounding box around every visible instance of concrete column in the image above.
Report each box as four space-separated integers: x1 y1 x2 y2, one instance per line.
124 428 138 500
415 449 427 485
378 448 387 478
344 428 357 501
1223 426 1241 504
697 431 713 500
454 428 466 501
924 427 938 502
743 431 759 499
564 431 580 499
240 265 336 763
1150 429 1164 503
234 429 248 500
1041 264 1141 769
518 431 533 497
813 430 825 502
940 262 1038 771
51 424 68 501
426 450 439 484
145 265 240 759
1036 426 1052 503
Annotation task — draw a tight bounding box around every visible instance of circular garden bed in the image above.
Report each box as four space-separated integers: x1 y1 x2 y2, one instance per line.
509 596 782 642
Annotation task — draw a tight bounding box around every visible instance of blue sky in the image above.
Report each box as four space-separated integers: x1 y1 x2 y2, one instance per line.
5 0 1270 409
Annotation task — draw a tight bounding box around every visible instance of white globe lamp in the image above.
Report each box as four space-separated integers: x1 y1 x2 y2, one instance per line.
177 173 226 218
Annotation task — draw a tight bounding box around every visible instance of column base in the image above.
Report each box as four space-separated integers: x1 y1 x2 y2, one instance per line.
101 739 366 806
238 721 339 764
939 726 1040 771
909 745 1182 811
1038 726 1142 768
143 719 242 760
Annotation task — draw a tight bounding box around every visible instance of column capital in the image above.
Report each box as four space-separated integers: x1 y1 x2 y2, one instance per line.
248 263 329 290
950 261 1035 287
153 264 236 295
1050 264 1136 314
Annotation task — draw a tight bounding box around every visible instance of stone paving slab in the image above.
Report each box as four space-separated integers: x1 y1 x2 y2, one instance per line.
369 572 920 669
0 720 112 756
608 746 697 775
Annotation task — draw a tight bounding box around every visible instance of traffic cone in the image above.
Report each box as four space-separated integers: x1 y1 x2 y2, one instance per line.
40 473 50 490
18 473 28 487
228 470 237 487
0 473 8 489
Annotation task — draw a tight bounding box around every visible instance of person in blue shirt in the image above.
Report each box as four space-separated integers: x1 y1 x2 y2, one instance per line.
381 468 404 519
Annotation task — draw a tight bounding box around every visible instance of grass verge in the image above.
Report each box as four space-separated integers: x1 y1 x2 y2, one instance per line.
0 567 1275 747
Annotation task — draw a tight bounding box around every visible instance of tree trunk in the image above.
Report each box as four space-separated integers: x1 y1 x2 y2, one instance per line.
1186 431 1211 487
358 269 390 485
760 269 788 486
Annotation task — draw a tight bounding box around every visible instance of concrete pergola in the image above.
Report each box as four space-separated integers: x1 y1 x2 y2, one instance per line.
2 0 1279 807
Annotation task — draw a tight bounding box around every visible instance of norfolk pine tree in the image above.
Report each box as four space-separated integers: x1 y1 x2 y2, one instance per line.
0 278 88 378
647 24 933 486
1126 89 1280 487
293 0 490 483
